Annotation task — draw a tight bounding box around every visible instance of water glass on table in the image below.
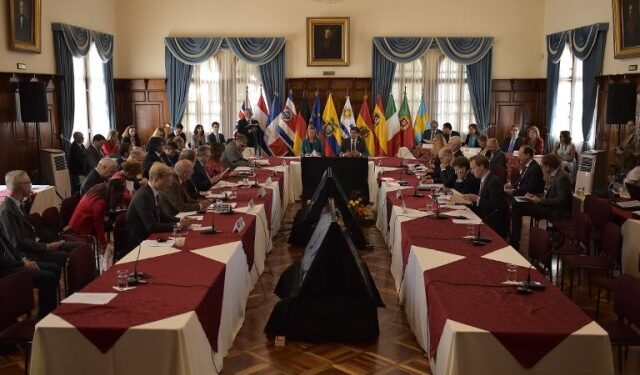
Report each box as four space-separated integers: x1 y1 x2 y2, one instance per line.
173 228 185 248
506 263 518 284
425 202 433 215
116 270 129 290
466 224 477 238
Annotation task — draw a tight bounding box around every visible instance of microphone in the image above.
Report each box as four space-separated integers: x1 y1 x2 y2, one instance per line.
472 208 500 245
128 241 145 285
201 207 218 235
522 264 546 291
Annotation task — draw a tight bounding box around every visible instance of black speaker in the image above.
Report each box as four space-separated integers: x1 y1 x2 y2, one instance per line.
18 81 48 123
606 82 636 124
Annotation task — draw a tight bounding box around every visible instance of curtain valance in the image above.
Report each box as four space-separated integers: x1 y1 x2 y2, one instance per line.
435 37 494 65
372 37 434 63
53 23 113 62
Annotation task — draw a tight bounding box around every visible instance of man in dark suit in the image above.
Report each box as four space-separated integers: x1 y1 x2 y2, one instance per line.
221 135 251 170
193 146 215 191
504 146 545 198
68 132 86 193
166 123 187 143
126 163 194 250
161 141 179 167
452 156 479 194
84 134 106 173
422 120 443 143
0 229 60 319
486 138 507 170
464 155 507 237
340 127 368 157
80 157 117 195
509 154 572 250
207 121 225 144
442 123 460 143
0 171 79 267
159 160 208 219
143 137 166 178
501 125 524 153
13 0 31 43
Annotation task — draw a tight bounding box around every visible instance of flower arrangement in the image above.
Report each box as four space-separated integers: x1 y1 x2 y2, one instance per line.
348 198 374 224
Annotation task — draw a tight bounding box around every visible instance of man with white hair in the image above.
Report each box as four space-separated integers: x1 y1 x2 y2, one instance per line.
159 160 209 218
80 157 118 195
448 136 464 158
0 171 80 266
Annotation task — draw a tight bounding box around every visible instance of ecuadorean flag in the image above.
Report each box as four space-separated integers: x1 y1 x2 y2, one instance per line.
322 93 341 157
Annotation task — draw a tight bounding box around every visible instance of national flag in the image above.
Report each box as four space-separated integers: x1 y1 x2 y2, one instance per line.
373 95 388 156
340 96 356 140
322 93 341 157
238 85 250 120
414 95 428 144
254 87 272 156
398 90 415 149
277 91 297 151
356 95 375 156
264 95 289 156
385 94 400 156
309 91 327 152
293 92 309 155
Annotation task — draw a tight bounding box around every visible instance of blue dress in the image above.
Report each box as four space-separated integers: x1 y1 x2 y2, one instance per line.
301 138 323 156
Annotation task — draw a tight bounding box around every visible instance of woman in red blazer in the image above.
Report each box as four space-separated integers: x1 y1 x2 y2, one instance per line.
68 178 127 249
524 125 545 155
102 129 120 156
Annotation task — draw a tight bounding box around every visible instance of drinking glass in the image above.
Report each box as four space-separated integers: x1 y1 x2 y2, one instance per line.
466 224 476 238
506 263 518 283
173 228 185 248
116 270 129 289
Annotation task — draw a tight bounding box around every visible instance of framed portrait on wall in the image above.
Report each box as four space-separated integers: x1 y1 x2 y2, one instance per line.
8 0 41 53
307 17 349 66
613 0 640 58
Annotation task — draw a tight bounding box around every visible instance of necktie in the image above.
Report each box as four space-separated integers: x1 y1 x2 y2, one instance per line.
508 138 515 152
155 195 161 220
352 140 355 152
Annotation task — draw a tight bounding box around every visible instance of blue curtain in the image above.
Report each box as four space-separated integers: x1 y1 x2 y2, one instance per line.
371 37 433 106
52 28 74 153
436 37 494 132
52 23 115 150
165 36 285 125
371 36 493 130
573 23 608 150
545 31 568 153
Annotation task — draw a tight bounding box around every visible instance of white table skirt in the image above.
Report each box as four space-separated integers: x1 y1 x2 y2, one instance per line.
621 219 640 278
31 241 252 375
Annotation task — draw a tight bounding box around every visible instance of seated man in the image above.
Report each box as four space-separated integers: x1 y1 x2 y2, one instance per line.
221 134 251 170
159 160 209 218
463 155 507 237
161 141 179 167
143 137 166 178
125 163 194 250
207 121 226 144
340 127 368 157
504 145 544 198
425 148 455 187
80 157 118 195
193 146 215 191
452 156 479 194
486 138 507 170
442 122 460 143
0 230 60 319
0 171 80 267
501 125 523 153
116 142 131 169
422 120 442 143
509 154 571 250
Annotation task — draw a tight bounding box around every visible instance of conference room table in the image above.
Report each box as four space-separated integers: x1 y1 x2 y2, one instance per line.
0 184 61 215
373 161 614 375
30 168 291 375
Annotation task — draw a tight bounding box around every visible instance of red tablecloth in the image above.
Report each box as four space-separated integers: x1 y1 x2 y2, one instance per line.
425 256 591 368
265 156 300 165
225 169 284 204
54 251 225 353
211 185 273 228
377 169 419 188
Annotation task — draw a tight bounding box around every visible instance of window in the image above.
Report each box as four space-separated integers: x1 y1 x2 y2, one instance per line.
184 49 263 140
552 47 594 149
392 49 475 134
72 43 110 143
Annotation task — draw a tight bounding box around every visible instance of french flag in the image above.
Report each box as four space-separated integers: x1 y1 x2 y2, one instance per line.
254 89 272 156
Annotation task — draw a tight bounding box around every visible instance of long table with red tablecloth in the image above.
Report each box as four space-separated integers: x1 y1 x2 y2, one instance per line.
29 167 290 375
373 160 613 375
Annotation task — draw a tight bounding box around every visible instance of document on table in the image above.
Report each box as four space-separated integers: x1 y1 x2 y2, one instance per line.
616 200 640 209
175 211 198 219
514 196 530 203
452 218 482 225
62 293 118 305
207 193 227 199
142 239 176 247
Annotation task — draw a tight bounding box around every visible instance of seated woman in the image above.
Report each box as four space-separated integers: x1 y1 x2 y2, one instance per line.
68 178 127 252
301 126 323 156
428 133 447 172
191 124 207 148
524 125 544 155
552 130 577 176
121 160 146 196
121 126 141 147
206 144 226 177
478 135 489 155
463 123 480 147
102 129 120 156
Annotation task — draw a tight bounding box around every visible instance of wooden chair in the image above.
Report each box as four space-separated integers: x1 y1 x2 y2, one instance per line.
0 272 36 375
65 244 97 295
528 227 552 278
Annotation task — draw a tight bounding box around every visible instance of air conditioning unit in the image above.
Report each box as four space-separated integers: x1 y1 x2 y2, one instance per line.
39 149 71 199
575 150 606 194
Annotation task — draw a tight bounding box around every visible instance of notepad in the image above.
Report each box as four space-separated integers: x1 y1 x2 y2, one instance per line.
453 219 482 225
62 293 118 305
616 200 640 209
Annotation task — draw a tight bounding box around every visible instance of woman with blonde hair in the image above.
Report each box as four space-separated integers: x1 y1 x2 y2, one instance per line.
149 128 165 142
102 129 120 156
525 125 544 155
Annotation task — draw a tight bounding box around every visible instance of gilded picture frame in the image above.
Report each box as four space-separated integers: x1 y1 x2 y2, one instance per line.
8 0 41 53
307 17 349 66
613 0 640 58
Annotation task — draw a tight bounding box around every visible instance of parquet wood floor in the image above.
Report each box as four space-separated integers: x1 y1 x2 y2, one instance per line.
1 204 638 374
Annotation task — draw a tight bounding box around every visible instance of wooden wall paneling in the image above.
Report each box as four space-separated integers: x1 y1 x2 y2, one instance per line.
489 79 546 145
287 78 372 117
0 73 61 183
115 78 170 143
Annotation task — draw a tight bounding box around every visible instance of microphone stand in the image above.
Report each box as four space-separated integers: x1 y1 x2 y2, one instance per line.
128 242 145 285
202 204 218 235
518 264 546 293
472 208 500 245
